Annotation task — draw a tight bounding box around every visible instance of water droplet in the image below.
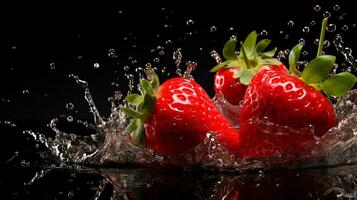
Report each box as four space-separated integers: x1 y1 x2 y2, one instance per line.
302 51 309 56
324 40 330 48
93 63 100 68
67 116 74 122
68 191 74 199
260 30 268 36
186 19 194 26
298 38 306 45
352 24 356 28
210 26 217 32
302 26 310 33
158 51 165 56
230 35 237 40
107 48 117 58
22 90 30 95
314 38 320 45
123 66 129 71
66 103 74 111
333 5 341 11
287 20 294 27
153 57 160 63
313 5 321 12
49 62 56 70
228 27 234 31
310 20 316 26
165 40 172 45
323 11 331 18
11 46 17 50
326 24 336 32
342 25 349 31
284 34 290 40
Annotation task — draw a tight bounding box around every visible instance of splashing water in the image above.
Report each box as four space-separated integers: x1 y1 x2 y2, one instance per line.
10 5 356 172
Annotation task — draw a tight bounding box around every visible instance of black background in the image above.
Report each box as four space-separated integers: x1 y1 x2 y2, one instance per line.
2 1 357 121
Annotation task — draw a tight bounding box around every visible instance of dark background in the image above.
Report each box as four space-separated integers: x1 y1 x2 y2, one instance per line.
2 1 357 122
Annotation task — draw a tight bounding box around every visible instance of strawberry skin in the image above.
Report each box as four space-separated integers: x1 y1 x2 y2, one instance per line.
141 77 240 156
214 67 247 105
238 65 336 158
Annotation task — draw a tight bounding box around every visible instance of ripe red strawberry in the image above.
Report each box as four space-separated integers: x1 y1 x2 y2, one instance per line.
121 71 240 156
211 31 282 106
238 18 357 159
214 67 246 106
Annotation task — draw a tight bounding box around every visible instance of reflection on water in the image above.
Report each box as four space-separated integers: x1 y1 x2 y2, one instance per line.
1 164 357 199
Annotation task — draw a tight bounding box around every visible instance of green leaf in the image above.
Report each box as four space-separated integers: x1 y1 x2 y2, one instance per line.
242 31 257 57
122 119 140 135
151 72 160 92
301 55 336 84
239 70 255 85
255 39 271 54
223 39 237 60
120 107 143 118
126 94 143 106
288 43 303 76
321 72 357 97
140 79 155 96
133 121 146 146
138 93 156 121
210 61 228 72
259 48 277 58
261 58 282 66
209 60 239 72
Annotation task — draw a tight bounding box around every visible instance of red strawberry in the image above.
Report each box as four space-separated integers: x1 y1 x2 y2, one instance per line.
214 67 246 106
210 31 282 106
121 70 240 157
238 18 356 159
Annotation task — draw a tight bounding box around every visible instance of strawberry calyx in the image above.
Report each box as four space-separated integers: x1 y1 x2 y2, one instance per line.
210 31 282 85
288 17 357 98
120 69 160 146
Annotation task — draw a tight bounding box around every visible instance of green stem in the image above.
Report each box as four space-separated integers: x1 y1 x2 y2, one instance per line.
317 17 328 58
241 47 251 69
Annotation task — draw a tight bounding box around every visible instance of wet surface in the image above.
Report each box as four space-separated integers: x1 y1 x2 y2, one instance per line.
1 164 357 199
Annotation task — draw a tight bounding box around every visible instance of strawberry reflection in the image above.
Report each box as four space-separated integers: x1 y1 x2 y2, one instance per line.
100 165 357 200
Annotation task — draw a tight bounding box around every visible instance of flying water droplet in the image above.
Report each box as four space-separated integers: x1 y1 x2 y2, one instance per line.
67 116 74 122
314 5 321 12
327 24 337 32
342 25 349 31
302 26 310 33
66 103 75 111
310 20 316 26
324 40 330 48
93 63 100 68
333 5 341 11
323 11 331 18
210 50 222 64
153 57 160 63
287 20 294 27
49 62 56 70
260 30 268 36
186 19 194 26
123 66 129 71
210 26 217 32
22 90 30 95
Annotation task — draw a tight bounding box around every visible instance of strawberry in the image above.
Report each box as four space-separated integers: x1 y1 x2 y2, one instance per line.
238 18 357 159
121 69 240 156
210 31 282 106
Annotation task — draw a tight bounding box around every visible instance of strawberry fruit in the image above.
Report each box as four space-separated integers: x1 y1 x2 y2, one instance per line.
211 31 282 106
121 70 240 157
238 18 357 159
